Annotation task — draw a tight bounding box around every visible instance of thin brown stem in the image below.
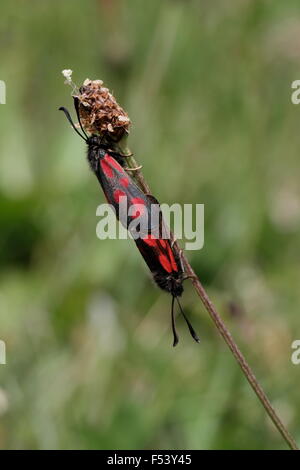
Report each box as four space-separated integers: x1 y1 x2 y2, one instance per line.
180 250 298 450
125 152 299 451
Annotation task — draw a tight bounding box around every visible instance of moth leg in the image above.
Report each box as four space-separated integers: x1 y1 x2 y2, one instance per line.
178 246 197 281
182 273 198 282
169 236 186 274
124 165 143 171
171 236 177 248
169 239 185 271
176 248 198 282
120 152 134 158
178 248 185 273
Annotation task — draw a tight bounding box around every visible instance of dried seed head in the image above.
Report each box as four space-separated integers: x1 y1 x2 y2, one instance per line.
73 78 131 141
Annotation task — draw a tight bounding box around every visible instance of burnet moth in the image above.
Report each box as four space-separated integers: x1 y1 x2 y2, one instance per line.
59 98 199 346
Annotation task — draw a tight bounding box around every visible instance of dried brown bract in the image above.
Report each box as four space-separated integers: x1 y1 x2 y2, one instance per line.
74 78 131 142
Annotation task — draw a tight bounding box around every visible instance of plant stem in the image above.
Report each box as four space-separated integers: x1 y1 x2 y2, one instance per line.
180 251 298 450
125 151 299 451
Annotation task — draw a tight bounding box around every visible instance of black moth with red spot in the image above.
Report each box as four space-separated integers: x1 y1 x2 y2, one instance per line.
59 99 199 346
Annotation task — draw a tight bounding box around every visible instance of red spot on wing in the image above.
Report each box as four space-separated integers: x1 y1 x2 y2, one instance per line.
158 239 167 249
158 254 172 273
130 197 146 219
120 177 129 188
100 159 114 178
113 189 126 203
131 206 144 218
142 236 178 273
143 237 166 249
143 234 157 247
131 197 146 206
105 154 123 172
166 243 179 272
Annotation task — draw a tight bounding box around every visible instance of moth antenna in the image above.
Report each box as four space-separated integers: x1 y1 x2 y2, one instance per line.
176 297 200 344
73 97 89 140
59 106 87 141
171 296 179 347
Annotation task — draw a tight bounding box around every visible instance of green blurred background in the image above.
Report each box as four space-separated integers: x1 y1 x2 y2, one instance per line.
0 0 300 450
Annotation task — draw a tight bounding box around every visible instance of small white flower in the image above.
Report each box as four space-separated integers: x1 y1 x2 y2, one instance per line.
62 69 73 83
61 69 79 95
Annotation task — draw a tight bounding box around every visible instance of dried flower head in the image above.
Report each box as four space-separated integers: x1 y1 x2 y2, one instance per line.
73 78 131 142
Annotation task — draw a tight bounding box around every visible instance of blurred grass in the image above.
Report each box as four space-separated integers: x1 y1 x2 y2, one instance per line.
0 0 300 449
